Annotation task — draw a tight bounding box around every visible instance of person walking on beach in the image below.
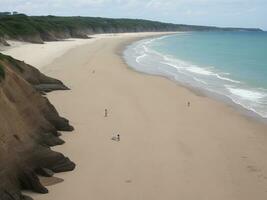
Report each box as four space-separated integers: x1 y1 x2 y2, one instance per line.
104 109 108 117
111 133 120 142
187 101 191 107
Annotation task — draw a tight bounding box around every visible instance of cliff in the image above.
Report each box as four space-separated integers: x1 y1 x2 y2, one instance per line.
0 14 263 46
0 53 75 200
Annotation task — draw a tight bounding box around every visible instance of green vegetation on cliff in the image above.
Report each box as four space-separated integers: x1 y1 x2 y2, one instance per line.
0 14 179 43
0 14 263 44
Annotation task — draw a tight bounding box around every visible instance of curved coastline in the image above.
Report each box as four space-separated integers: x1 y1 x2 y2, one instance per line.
123 34 267 124
3 32 267 200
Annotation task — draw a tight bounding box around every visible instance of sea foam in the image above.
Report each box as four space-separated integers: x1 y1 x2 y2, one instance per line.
124 33 267 119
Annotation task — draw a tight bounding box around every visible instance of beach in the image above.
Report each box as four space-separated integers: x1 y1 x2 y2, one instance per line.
4 33 267 200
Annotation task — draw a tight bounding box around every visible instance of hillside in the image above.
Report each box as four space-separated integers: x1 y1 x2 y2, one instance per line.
0 53 75 200
0 14 263 45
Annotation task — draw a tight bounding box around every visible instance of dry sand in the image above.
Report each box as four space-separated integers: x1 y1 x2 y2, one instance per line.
1 38 96 69
3 33 267 200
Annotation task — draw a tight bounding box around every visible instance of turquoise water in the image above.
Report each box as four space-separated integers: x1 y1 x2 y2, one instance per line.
124 32 267 118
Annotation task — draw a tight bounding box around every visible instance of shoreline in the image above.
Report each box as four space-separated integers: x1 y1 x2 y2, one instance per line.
2 32 267 200
122 36 267 125
0 32 177 70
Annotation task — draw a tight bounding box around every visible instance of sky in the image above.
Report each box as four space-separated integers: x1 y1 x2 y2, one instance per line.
0 0 267 30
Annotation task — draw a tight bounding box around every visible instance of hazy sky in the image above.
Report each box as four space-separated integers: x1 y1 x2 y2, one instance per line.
1 0 266 30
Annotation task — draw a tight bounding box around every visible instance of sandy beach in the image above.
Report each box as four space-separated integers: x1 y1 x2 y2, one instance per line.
3 33 267 200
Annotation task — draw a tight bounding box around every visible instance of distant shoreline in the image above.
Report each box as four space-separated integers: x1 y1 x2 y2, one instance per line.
0 14 263 47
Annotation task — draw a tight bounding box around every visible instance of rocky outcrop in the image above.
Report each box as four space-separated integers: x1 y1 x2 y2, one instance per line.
0 54 75 200
0 54 70 92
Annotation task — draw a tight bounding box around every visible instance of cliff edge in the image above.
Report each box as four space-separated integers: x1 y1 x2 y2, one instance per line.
0 14 263 46
0 53 75 200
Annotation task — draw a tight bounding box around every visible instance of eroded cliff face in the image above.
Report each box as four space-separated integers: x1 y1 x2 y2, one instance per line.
0 29 91 46
1 54 70 93
0 54 75 200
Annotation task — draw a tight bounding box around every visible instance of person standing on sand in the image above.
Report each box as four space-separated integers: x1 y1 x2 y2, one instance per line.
117 134 120 141
187 101 191 107
104 109 108 117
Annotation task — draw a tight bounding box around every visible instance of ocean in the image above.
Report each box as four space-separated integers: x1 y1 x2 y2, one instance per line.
124 31 267 119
